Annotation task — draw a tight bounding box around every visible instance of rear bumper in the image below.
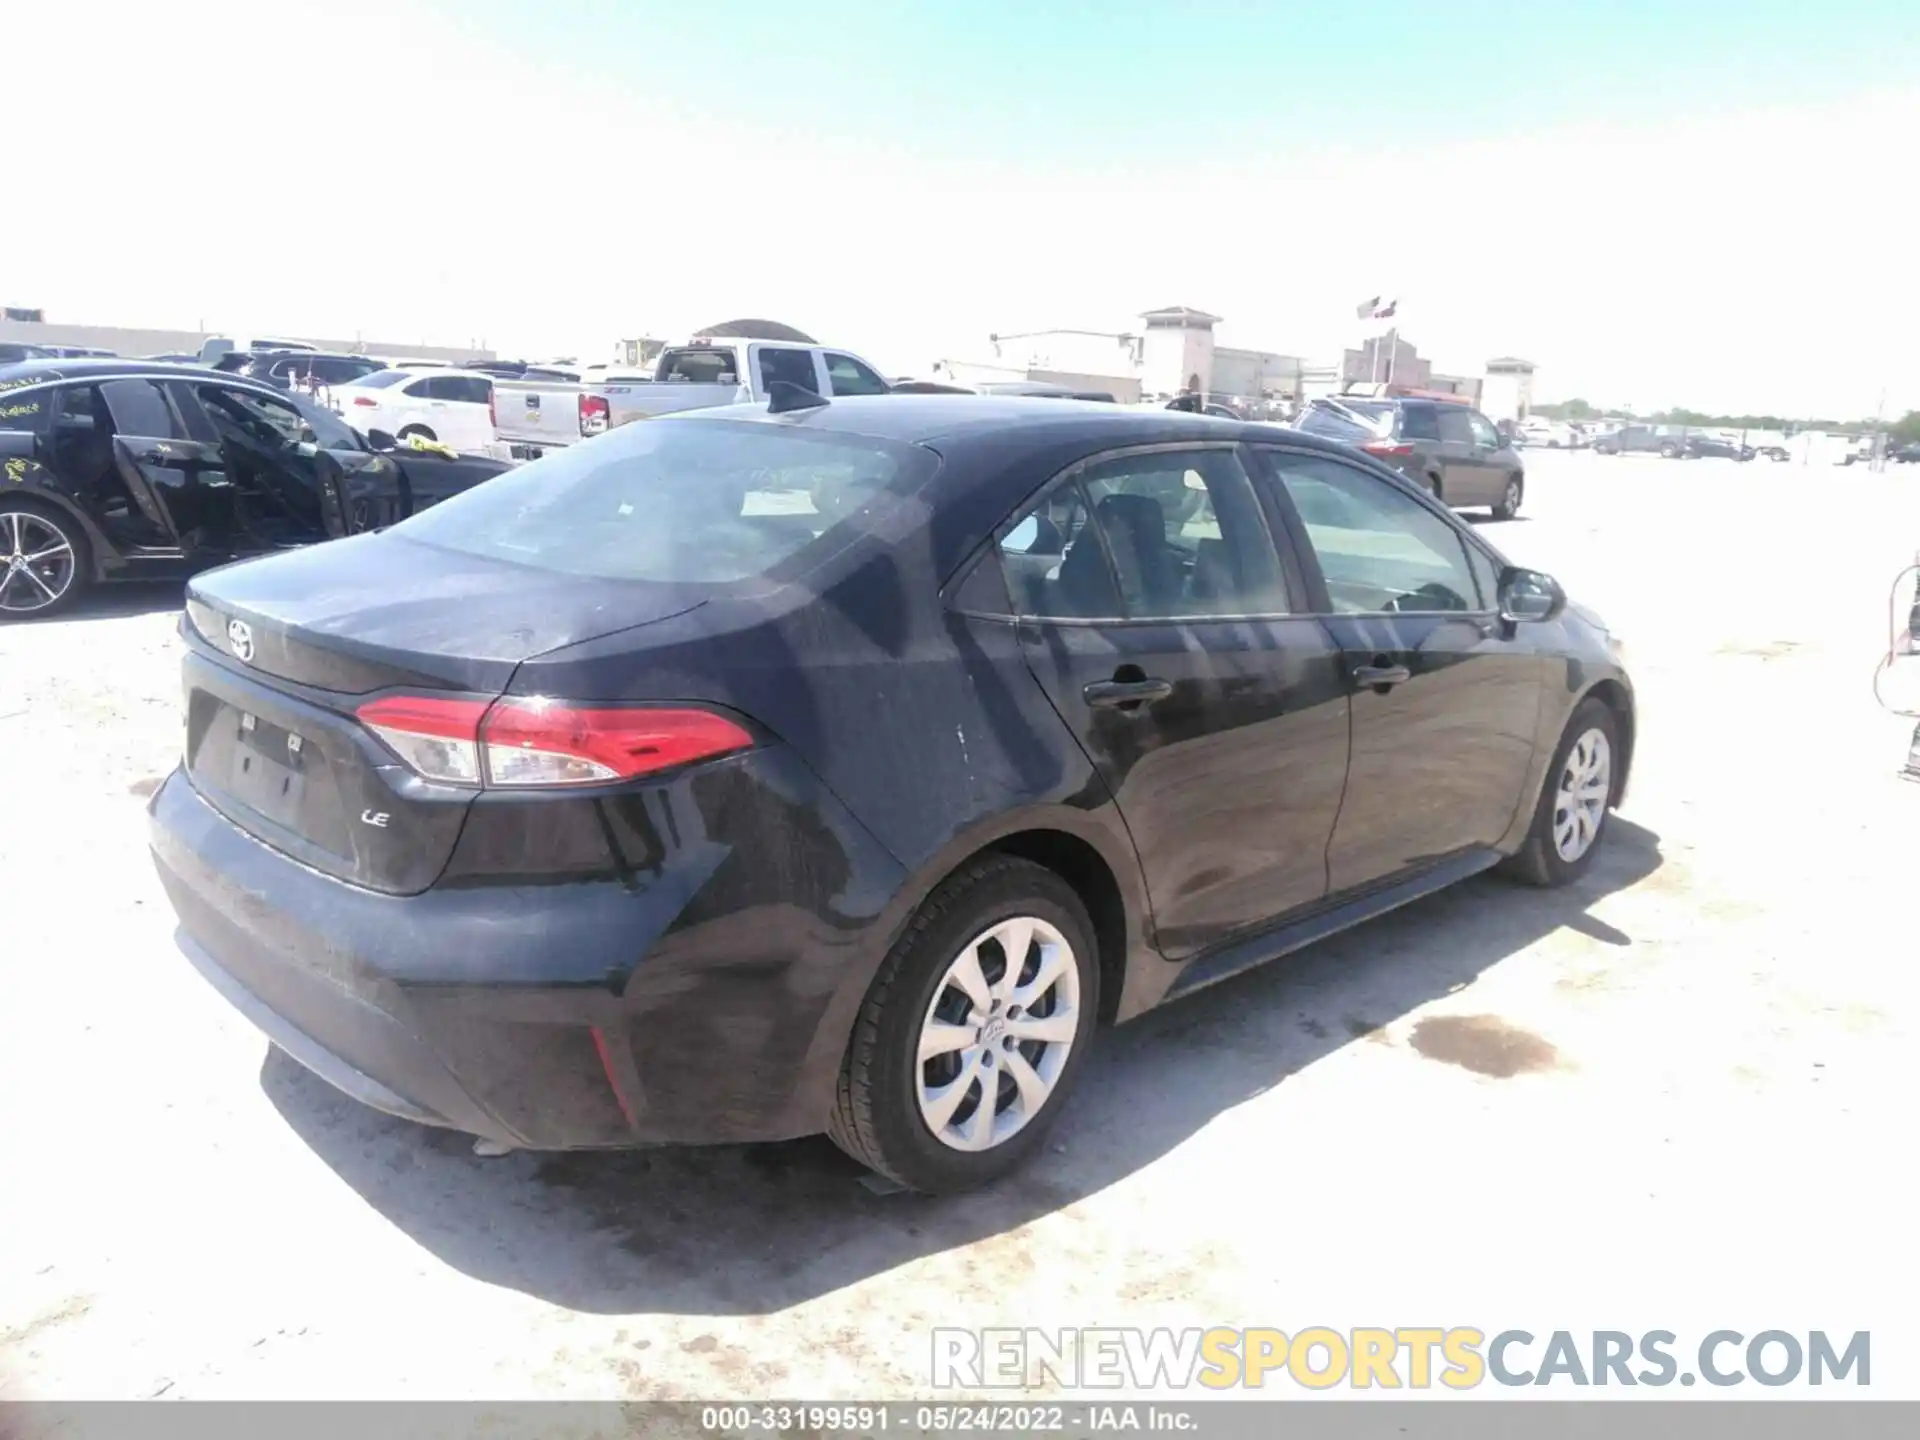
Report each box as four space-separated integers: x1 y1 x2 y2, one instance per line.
148 748 909 1150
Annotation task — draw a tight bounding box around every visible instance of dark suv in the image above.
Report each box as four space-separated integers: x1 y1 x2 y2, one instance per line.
230 351 388 391
1295 396 1526 519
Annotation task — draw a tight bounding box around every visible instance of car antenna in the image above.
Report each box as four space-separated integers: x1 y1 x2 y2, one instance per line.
766 381 829 415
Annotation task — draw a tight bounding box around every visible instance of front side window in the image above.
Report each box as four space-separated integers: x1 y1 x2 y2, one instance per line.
391 418 929 585
1263 450 1480 614
824 352 891 396
1466 411 1500 448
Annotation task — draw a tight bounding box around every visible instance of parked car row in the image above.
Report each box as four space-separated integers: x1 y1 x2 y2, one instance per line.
0 359 513 617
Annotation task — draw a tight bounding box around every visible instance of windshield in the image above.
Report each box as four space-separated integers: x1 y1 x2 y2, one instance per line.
1296 399 1394 441
390 418 935 584
348 369 412 390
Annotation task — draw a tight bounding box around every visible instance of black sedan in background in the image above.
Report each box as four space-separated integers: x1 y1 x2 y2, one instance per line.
0 360 513 617
148 395 1635 1193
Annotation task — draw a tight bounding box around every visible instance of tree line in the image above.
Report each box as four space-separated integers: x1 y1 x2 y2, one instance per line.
1531 397 1920 442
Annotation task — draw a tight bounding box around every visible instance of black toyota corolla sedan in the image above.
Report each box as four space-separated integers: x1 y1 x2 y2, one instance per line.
147 394 1635 1193
0 359 513 618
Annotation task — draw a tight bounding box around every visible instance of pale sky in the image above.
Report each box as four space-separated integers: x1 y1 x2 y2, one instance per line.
10 0 1919 419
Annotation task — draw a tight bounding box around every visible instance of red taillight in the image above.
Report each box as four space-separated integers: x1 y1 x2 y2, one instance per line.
352 395 378 407
1363 440 1414 456
579 393 610 436
354 695 753 788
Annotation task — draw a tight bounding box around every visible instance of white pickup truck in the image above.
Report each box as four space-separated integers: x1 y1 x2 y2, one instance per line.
491 337 895 460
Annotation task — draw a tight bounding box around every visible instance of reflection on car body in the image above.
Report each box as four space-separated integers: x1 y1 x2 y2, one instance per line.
147 394 1635 1194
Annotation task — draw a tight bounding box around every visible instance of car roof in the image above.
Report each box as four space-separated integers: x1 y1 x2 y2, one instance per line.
678 392 1358 457
0 357 255 387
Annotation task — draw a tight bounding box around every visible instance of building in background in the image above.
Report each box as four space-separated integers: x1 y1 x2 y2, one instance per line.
0 313 492 366
1480 357 1538 422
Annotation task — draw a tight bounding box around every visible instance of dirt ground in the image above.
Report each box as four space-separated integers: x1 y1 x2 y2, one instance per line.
2 449 1916 1400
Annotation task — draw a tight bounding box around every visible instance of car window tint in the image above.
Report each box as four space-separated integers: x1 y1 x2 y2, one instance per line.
354 370 412 390
1467 412 1500 447
402 377 436 398
998 478 1119 619
99 379 183 438
1399 405 1439 441
1266 451 1479 614
392 419 928 585
824 352 891 396
1464 540 1501 610
758 348 819 392
1435 407 1474 444
1080 449 1288 617
198 385 313 449
657 348 739 385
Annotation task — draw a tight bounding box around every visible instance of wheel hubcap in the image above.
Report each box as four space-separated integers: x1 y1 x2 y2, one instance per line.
1505 481 1520 512
0 511 76 613
1552 728 1612 862
916 914 1081 1152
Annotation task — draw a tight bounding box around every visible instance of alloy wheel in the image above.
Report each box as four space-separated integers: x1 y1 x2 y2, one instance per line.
915 915 1081 1152
1552 728 1612 861
1502 479 1521 515
0 510 77 615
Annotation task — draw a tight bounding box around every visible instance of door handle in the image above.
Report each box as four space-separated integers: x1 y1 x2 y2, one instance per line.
1353 662 1411 690
1084 678 1173 708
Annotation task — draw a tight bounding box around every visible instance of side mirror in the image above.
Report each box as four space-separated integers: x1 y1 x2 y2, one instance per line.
364 428 397 452
0 430 38 459
1498 567 1566 626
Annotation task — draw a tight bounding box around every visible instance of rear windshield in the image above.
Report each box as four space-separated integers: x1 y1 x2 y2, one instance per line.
390 418 934 584
349 369 412 389
657 347 740 385
1296 399 1394 441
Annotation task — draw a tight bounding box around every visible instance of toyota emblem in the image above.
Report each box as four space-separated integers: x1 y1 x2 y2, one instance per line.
227 618 254 664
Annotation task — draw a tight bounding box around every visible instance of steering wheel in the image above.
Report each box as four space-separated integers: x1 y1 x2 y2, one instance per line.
1384 582 1463 614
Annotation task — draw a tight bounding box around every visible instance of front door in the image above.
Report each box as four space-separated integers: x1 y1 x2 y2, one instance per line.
1253 446 1545 895
997 443 1352 958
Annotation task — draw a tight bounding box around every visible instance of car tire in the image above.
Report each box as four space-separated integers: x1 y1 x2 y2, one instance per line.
0 499 91 621
398 424 436 443
828 854 1100 1194
1658 443 1680 459
1499 698 1620 889
1492 475 1523 521
1426 473 1444 501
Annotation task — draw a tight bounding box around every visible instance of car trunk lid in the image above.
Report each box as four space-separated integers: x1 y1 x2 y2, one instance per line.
181 534 705 893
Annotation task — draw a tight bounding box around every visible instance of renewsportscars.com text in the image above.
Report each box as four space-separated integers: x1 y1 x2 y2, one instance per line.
931 1327 1871 1390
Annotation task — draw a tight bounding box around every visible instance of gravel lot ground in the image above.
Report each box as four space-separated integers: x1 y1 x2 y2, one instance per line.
3 448 1916 1402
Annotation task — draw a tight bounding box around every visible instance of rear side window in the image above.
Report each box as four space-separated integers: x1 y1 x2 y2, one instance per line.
390 418 932 584
1295 400 1392 442
1400 405 1440 441
402 377 436 397
353 370 411 389
0 383 51 433
758 347 819 393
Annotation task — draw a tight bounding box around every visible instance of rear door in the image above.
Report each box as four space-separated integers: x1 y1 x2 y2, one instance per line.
429 374 495 452
754 346 825 395
995 443 1351 957
1433 404 1495 506
1252 446 1544 894
99 378 225 549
